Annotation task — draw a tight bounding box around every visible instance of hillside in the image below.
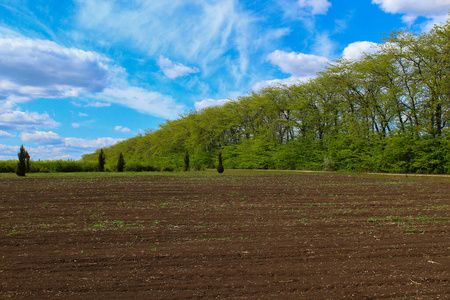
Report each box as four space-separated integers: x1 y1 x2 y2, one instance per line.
83 19 450 174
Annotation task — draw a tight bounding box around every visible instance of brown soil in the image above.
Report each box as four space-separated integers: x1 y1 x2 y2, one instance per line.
1 172 449 299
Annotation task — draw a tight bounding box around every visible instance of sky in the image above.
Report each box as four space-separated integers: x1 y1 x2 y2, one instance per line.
1 0 449 160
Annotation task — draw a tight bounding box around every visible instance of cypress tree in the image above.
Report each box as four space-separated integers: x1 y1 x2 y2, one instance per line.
16 145 27 177
217 152 224 173
98 148 106 172
25 150 31 173
183 150 190 171
117 152 125 172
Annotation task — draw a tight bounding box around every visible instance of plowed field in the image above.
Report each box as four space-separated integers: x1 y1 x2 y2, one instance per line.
1 171 449 299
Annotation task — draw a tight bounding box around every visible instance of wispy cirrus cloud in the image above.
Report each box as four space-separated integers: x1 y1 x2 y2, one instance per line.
278 0 331 19
75 0 286 80
93 85 184 120
84 102 111 108
296 0 331 15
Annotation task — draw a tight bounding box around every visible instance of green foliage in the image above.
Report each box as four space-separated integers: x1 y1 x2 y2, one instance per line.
98 149 106 172
71 18 450 175
16 145 28 177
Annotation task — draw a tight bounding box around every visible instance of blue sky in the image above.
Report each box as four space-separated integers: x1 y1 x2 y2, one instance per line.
1 0 449 160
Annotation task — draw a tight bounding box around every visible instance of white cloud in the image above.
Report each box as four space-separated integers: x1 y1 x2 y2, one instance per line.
372 0 450 27
63 137 122 149
0 144 20 160
194 98 230 110
0 130 15 138
75 0 285 80
0 35 111 104
267 50 329 77
0 110 60 131
21 131 63 145
72 123 80 128
95 85 184 119
312 32 336 57
297 0 331 15
252 76 312 91
78 112 88 117
84 102 111 108
343 41 380 60
0 135 123 160
278 0 331 18
114 125 131 133
157 56 199 79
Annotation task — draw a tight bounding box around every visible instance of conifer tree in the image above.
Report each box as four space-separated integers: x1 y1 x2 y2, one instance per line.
217 152 224 173
25 150 30 173
98 149 106 172
16 145 27 177
117 152 125 172
183 150 190 171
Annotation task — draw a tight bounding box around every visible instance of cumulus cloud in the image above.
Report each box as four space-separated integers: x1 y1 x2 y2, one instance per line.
252 50 329 91
343 41 380 60
157 56 199 79
372 0 450 27
0 110 60 131
0 36 111 104
267 50 329 77
194 98 230 110
114 125 131 133
72 123 80 128
20 131 63 145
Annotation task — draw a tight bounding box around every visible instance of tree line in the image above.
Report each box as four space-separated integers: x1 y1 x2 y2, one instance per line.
81 19 450 174
4 19 450 175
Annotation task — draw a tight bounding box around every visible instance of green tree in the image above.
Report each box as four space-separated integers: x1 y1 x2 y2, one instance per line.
117 152 125 172
183 150 190 171
16 145 28 177
25 149 30 173
98 149 106 172
217 152 224 173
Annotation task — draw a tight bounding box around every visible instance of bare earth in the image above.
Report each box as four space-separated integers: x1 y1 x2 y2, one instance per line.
1 171 449 299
